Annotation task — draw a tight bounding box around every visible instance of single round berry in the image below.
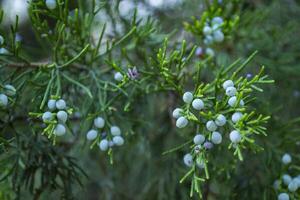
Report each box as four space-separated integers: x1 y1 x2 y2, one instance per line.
54 124 66 136
211 131 222 144
108 140 114 147
4 84 16 96
192 99 204 110
226 86 237 96
203 26 212 35
282 153 292 165
183 153 193 167
42 111 53 122
86 129 98 140
222 80 234 90
278 193 289 200
193 134 205 145
0 35 4 45
182 92 193 104
195 47 203 57
232 112 243 123
176 116 188 128
213 30 224 43
0 94 8 107
114 72 124 82
196 159 205 169
288 180 298 192
56 99 66 110
111 126 121 136
47 99 56 110
172 108 183 119
57 110 68 123
205 48 215 57
99 139 109 151
94 117 105 128
229 130 241 143
215 114 226 126
113 136 124 146
206 120 217 132
204 35 213 45
212 16 223 25
46 0 57 10
282 174 292 186
273 180 280 190
203 141 213 149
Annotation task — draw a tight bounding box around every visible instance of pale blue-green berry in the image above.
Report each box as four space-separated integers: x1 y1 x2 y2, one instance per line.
213 30 224 43
0 48 9 54
288 180 298 192
0 94 8 107
182 92 193 103
42 111 52 122
203 26 212 35
56 99 66 110
293 177 300 187
232 112 243 123
223 80 234 90
111 126 121 136
99 139 109 151
204 35 213 45
229 130 241 143
228 96 244 107
183 153 193 167
196 159 205 169
192 98 204 110
54 124 66 136
193 134 205 145
205 48 215 57
215 114 226 126
206 120 217 131
113 136 124 146
283 174 292 186
0 35 3 45
278 193 289 200
172 108 183 118
211 131 222 144
212 16 223 25
86 129 98 140
114 72 123 82
57 110 68 123
226 86 237 96
212 24 221 31
273 180 280 190
4 84 16 96
108 140 114 147
47 99 56 110
176 116 188 128
94 117 105 128
282 153 292 165
46 0 57 10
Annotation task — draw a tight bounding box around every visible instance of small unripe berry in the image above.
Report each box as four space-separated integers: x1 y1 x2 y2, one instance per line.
183 153 193 167
206 120 217 132
213 30 224 43
111 126 121 136
57 110 68 123
211 131 222 144
203 26 212 35
278 193 289 200
114 72 124 82
192 99 204 110
0 94 8 107
54 124 66 136
193 134 205 145
94 117 105 128
288 180 298 192
176 116 188 128
222 80 234 90
205 48 215 57
4 84 16 96
86 129 98 140
283 174 292 186
46 0 57 10
282 153 292 165
113 136 124 146
42 111 52 122
229 130 241 143
47 99 56 110
215 114 226 126
182 92 193 103
172 108 183 119
232 112 243 123
56 99 66 110
226 86 237 96
99 139 109 151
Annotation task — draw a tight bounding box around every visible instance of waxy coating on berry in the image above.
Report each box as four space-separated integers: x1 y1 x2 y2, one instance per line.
113 136 124 146
203 141 213 149
99 139 109 151
222 80 234 90
228 96 244 107
282 153 292 165
0 94 8 107
213 30 224 43
203 26 212 35
183 153 193 167
206 120 217 132
86 129 98 140
225 86 237 96
182 92 193 103
4 84 16 96
192 98 204 110
205 48 215 57
193 134 205 145
176 116 188 128
229 130 241 143
57 110 68 123
47 99 56 110
94 117 105 128
211 131 222 144
54 124 66 136
42 111 53 122
111 126 121 136
212 16 223 25
278 193 289 200
114 72 124 82
288 180 298 192
56 99 66 110
46 0 57 10
282 174 292 186
215 114 226 126
172 108 183 119
232 112 243 123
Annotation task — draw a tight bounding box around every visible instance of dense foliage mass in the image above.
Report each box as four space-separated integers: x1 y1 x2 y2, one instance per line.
0 0 299 199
